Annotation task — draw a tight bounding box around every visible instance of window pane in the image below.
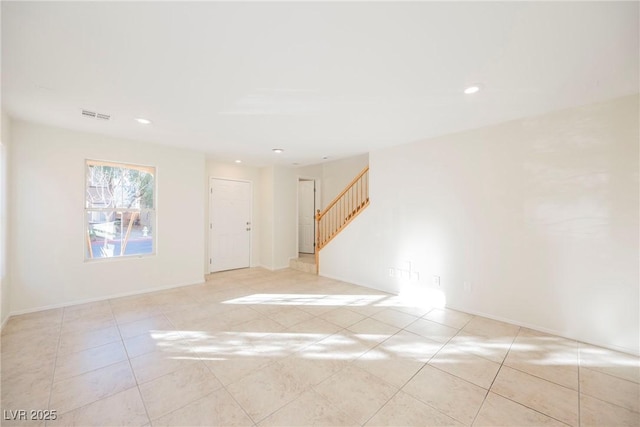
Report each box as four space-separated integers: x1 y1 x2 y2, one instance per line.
86 164 155 210
85 160 155 261
86 210 154 259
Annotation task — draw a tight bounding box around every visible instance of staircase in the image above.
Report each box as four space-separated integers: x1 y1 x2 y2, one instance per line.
315 166 370 272
289 253 317 274
289 166 370 274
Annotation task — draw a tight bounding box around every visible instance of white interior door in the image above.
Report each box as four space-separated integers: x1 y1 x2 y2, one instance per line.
298 179 315 254
210 178 251 272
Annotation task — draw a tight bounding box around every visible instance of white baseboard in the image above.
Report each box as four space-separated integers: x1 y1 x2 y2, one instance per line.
8 277 206 317
318 271 639 357
319 271 399 294
445 303 640 357
257 264 291 272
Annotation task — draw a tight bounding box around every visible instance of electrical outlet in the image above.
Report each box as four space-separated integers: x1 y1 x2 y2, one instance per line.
388 268 395 278
464 281 472 292
432 275 441 288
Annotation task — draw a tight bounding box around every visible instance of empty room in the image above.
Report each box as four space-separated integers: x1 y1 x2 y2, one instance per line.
1 2 638 426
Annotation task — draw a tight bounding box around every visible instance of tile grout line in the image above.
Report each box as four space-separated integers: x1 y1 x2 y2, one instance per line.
411 319 481 424
162 299 259 426
45 309 65 421
469 326 520 426
45 306 142 402
194 268 618 425
495 330 590 422
365 315 495 424
309 386 362 426
576 339 640 383
10 269 637 427
577 344 582 427
222 383 259 426
109 298 154 427
219 279 324 426
488 391 574 427
575 352 640 415
579 364 640 384
360 317 474 427
307 364 361 424
250 391 303 426
498 363 580 394
571 389 640 414
257 302 347 419
47 307 133 418
358 382 404 426
482 329 578 427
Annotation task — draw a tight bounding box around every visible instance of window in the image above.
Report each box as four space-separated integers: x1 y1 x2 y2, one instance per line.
85 160 155 260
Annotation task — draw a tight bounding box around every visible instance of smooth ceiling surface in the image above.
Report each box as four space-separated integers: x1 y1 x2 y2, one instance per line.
2 2 638 165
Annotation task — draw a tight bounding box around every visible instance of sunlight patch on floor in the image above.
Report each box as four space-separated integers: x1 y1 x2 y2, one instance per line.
222 293 388 307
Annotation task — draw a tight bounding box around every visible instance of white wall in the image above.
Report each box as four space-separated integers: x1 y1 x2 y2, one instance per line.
267 155 369 268
10 121 206 313
320 154 369 208
254 165 300 270
295 165 322 254
296 163 323 181
259 167 274 269
206 160 262 271
296 163 323 218
273 166 298 269
296 154 369 210
321 95 639 355
294 156 369 255
0 113 11 326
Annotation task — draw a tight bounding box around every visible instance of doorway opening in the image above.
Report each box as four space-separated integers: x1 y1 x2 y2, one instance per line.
297 178 318 255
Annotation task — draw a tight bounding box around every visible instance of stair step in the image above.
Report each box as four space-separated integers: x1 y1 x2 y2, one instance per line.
289 256 317 274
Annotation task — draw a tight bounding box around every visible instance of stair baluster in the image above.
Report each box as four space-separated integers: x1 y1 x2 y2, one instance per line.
315 166 370 273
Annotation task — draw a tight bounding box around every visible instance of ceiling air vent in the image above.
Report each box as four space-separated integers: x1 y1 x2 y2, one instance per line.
81 109 111 121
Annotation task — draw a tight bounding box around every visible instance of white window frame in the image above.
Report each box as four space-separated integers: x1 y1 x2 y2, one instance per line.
84 159 156 262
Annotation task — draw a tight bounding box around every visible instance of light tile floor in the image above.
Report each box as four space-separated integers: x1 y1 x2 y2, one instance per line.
2 268 639 426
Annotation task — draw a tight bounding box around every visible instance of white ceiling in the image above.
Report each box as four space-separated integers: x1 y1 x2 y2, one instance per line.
2 2 638 166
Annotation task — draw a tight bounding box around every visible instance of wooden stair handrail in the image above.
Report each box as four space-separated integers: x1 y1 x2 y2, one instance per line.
317 166 369 220
315 166 370 273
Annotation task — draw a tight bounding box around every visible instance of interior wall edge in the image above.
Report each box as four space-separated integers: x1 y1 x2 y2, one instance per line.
0 315 9 332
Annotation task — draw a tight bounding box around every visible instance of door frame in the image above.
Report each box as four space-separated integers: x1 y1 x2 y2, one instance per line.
209 176 253 273
296 176 321 255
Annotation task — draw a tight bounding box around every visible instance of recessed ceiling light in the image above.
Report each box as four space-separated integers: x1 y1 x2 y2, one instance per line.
235 160 242 164
135 118 152 125
272 148 284 153
464 85 481 94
